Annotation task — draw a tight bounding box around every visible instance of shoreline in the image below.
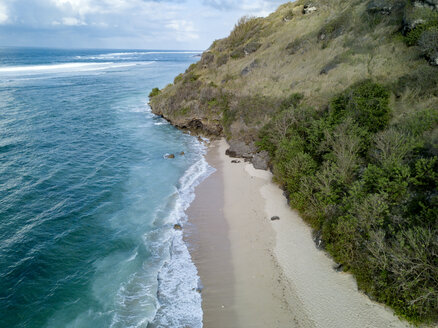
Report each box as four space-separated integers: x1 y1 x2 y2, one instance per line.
185 138 412 328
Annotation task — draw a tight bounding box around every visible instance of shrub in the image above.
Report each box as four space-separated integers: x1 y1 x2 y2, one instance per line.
280 93 304 110
149 87 161 98
228 16 262 49
174 74 183 84
318 12 350 42
216 54 229 66
393 65 438 97
256 80 437 321
183 71 200 83
403 6 438 46
230 47 245 59
418 27 438 62
395 107 438 137
201 52 215 66
329 80 391 132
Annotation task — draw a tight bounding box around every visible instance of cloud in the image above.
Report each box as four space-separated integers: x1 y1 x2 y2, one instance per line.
52 17 87 26
51 0 97 15
165 19 199 41
202 0 234 10
0 3 9 24
203 0 285 14
0 0 287 49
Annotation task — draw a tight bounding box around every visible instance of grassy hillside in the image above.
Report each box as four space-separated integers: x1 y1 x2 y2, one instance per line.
150 0 438 323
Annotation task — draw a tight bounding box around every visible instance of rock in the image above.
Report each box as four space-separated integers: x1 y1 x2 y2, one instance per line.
231 160 241 163
320 61 339 75
166 154 175 159
313 230 325 249
303 4 317 14
225 140 257 158
286 39 311 55
366 0 393 15
174 224 182 230
241 60 260 76
252 151 270 170
416 0 438 10
244 42 261 55
240 66 251 76
333 263 344 272
196 281 203 293
271 216 280 221
200 52 214 65
180 151 185 156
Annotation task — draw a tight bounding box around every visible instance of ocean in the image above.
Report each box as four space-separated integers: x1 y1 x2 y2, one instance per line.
0 47 212 327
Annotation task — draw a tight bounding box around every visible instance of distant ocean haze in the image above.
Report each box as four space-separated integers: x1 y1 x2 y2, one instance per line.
0 47 210 328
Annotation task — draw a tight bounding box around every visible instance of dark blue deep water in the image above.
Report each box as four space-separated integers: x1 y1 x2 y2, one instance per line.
0 48 210 328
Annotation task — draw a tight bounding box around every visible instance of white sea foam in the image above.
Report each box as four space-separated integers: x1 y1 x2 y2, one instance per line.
0 62 154 75
109 139 214 328
76 51 202 60
150 141 215 328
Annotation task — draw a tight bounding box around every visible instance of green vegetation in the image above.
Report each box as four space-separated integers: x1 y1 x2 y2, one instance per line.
403 4 438 63
149 0 438 322
227 16 262 49
258 81 438 322
148 87 161 98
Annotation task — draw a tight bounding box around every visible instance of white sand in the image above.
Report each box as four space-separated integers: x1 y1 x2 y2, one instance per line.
187 139 413 328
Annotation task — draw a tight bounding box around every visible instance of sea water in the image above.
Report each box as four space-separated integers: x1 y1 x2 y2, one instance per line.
0 47 212 327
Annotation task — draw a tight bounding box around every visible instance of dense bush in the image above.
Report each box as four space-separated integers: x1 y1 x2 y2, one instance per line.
148 87 161 98
418 27 438 62
258 80 438 322
329 80 391 132
393 65 438 97
403 5 438 65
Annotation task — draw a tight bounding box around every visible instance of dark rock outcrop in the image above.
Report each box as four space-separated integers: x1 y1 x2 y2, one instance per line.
244 42 262 55
366 0 393 15
303 4 317 14
241 60 260 76
225 140 257 158
313 230 325 249
252 151 270 170
320 61 339 75
333 263 344 272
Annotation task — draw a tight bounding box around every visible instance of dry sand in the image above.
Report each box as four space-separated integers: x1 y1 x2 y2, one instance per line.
186 139 412 328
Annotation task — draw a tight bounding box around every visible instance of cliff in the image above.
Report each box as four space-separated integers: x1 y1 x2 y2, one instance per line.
150 0 438 324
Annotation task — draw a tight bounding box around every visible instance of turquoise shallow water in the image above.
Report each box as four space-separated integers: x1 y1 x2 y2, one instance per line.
0 48 210 327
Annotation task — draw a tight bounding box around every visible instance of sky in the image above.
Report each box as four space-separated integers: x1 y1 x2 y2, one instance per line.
0 0 287 50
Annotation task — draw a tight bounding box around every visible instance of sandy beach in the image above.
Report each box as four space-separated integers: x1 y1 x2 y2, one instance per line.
186 139 412 328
